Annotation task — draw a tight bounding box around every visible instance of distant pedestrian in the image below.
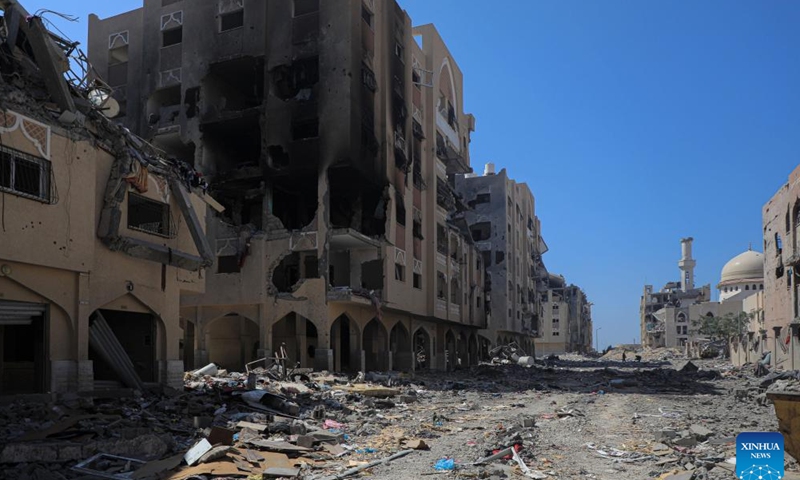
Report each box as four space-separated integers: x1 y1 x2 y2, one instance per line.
622 351 627 362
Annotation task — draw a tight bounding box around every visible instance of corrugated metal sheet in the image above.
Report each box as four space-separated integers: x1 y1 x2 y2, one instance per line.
0 300 46 323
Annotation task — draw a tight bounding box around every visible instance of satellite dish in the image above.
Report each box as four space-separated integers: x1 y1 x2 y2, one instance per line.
88 89 120 118
101 97 121 119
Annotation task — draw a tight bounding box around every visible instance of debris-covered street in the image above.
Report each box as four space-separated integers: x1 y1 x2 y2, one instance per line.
2 351 797 480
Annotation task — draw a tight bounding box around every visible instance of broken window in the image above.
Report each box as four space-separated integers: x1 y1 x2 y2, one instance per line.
482 251 492 268
436 224 448 255
436 178 453 210
361 4 373 28
495 251 504 264
437 272 447 299
470 222 491 242
294 56 320 90
395 263 405 282
776 233 783 255
292 118 319 140
413 273 421 289
272 253 318 292
477 296 482 308
395 42 405 62
395 195 406 226
412 219 423 240
162 27 182 47
0 145 51 203
361 259 383 290
294 0 319 16
362 64 377 92
217 255 241 274
412 139 424 189
450 279 460 304
127 193 175 238
220 9 244 31
107 33 129 87
205 56 266 111
304 255 319 278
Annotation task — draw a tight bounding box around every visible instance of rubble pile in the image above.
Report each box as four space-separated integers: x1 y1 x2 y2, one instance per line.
2 356 800 479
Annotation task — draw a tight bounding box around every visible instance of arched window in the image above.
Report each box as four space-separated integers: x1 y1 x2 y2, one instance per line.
746 285 750 291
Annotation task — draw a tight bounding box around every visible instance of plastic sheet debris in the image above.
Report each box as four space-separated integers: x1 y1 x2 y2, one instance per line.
183 439 212 466
434 458 455 470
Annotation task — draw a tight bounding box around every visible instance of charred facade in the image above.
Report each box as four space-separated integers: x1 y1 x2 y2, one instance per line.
88 0 486 372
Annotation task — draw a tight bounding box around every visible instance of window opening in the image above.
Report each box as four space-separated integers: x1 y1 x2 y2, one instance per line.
0 145 52 203
127 193 175 238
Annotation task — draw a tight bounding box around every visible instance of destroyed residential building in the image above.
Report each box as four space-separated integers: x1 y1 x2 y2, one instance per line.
88 0 486 373
640 238 712 349
640 237 764 356
0 1 214 393
454 165 547 354
535 274 593 355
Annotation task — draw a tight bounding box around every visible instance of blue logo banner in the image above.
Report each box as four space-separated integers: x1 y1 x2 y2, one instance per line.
736 432 784 479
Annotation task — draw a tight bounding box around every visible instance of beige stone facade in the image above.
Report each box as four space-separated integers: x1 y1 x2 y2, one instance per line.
454 167 548 356
536 275 592 355
732 164 800 369
0 104 210 394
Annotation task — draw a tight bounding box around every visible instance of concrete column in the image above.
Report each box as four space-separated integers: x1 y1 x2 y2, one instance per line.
773 326 782 368
296 319 308 367
387 351 393 371
163 360 184 389
194 349 210 369
77 360 93 392
50 360 77 392
77 272 91 361
195 306 206 351
359 351 366 373
791 324 800 370
315 348 333 371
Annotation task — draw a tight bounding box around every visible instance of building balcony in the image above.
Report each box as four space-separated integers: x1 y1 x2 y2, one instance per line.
327 286 382 306
449 303 460 317
436 298 447 312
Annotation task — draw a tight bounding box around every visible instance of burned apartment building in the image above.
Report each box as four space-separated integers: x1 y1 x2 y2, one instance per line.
454 165 548 355
535 275 593 355
0 1 213 394
88 0 486 373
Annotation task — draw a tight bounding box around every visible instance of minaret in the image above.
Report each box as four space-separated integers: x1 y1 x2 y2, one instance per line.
679 237 696 291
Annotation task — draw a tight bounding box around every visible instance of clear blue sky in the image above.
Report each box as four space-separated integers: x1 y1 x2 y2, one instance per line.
27 0 800 348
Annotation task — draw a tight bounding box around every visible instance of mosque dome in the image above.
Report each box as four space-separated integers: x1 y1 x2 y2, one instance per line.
720 250 764 284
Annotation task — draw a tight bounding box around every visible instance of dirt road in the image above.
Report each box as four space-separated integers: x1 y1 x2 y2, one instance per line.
368 357 785 480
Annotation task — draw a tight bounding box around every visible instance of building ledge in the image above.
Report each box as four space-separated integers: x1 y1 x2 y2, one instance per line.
327 287 380 305
330 228 382 250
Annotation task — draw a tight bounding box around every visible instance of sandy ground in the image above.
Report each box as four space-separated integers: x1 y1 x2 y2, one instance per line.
2 355 795 480
361 357 786 480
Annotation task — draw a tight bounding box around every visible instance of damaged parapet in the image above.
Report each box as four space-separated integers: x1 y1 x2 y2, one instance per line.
96 122 215 271
0 1 214 270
